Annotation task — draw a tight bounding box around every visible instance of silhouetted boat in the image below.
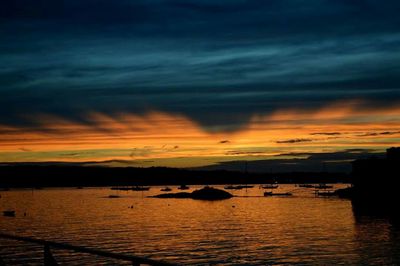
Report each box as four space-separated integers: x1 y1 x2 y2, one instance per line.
315 190 336 196
298 184 314 188
261 184 279 189
160 187 172 192
3 210 15 217
264 192 292 197
224 184 254 190
314 183 333 189
224 185 244 190
240 161 254 190
131 186 150 191
111 187 129 191
178 185 190 190
108 195 120 198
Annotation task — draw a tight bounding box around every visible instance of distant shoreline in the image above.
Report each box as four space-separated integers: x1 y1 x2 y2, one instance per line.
0 165 349 188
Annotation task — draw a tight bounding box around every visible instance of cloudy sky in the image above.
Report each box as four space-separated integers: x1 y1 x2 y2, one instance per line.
1 0 400 170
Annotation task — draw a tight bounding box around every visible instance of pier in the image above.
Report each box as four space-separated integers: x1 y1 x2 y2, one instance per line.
0 233 178 266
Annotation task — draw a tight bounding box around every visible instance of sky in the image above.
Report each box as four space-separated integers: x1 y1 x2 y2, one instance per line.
1 0 400 171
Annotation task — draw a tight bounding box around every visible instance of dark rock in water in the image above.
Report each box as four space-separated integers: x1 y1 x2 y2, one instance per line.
151 186 233 200
191 186 233 200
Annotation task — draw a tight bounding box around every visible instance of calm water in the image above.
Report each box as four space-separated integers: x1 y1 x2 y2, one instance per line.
1 184 400 265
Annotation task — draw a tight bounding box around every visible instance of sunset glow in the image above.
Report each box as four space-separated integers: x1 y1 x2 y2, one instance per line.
1 100 399 167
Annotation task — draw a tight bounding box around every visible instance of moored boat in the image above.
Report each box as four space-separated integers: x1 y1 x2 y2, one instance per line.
131 186 150 191
3 210 15 217
178 185 190 190
261 184 279 189
314 184 333 189
298 184 314 188
264 192 292 197
315 190 336 196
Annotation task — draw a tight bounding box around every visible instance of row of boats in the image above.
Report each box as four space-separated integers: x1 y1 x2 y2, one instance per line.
224 185 255 190
298 183 334 189
225 183 333 190
111 184 190 192
262 183 336 197
111 183 334 194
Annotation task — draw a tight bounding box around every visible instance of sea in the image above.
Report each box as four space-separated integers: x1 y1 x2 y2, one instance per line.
1 184 400 265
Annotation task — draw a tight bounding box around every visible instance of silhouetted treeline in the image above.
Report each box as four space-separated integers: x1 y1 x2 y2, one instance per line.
0 165 349 188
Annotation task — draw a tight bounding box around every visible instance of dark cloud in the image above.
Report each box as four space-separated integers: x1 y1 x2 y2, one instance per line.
357 131 400 137
276 138 314 144
225 150 265 156
310 132 342 136
1 0 400 131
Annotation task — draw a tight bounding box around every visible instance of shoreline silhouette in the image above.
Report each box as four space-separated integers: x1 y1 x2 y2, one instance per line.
0 164 348 188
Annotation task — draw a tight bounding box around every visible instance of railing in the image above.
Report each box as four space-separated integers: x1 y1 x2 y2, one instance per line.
0 233 179 266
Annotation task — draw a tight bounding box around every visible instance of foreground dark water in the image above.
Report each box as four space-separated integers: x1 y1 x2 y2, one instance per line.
1 185 400 265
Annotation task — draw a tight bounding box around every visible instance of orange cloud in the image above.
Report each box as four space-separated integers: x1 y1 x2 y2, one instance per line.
1 101 400 165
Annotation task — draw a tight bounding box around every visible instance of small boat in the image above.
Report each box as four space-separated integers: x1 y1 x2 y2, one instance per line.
130 186 151 191
111 187 130 191
160 187 172 192
240 185 254 189
108 195 121 198
224 185 254 190
315 184 333 189
261 184 279 189
3 210 15 217
178 185 190 190
264 192 292 197
298 184 314 188
316 191 336 197
224 185 244 190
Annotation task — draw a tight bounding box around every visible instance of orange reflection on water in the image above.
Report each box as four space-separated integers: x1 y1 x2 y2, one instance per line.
1 186 388 265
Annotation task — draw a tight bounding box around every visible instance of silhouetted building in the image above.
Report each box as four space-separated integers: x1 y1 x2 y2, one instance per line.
351 147 400 217
387 147 400 160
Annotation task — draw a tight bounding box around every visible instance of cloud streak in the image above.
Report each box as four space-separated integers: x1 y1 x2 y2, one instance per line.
276 138 314 144
1 1 400 131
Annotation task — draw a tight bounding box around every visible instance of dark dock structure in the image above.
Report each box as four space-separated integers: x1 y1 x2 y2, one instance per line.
0 233 178 266
351 147 400 217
